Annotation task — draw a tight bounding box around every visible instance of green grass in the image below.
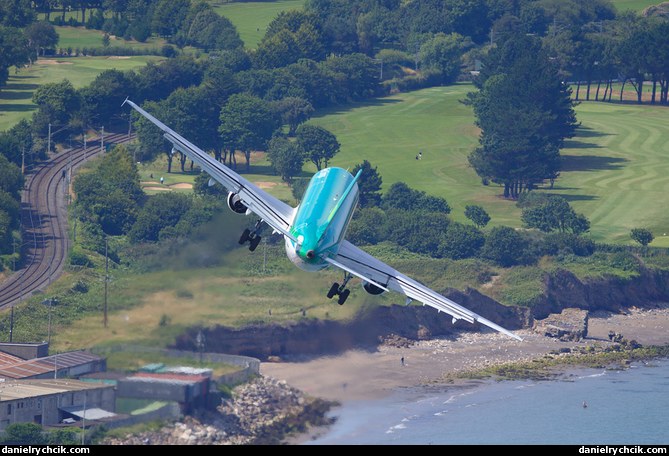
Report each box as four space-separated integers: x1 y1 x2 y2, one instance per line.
102 350 238 376
491 267 546 307
308 84 669 246
55 26 167 51
0 56 163 132
611 0 659 12
210 0 305 48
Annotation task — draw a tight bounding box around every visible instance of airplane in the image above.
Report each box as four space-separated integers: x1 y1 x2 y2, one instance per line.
124 99 522 341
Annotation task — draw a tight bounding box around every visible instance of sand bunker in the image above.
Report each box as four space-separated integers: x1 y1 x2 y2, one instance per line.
38 59 73 65
143 186 171 192
255 181 277 189
171 183 193 189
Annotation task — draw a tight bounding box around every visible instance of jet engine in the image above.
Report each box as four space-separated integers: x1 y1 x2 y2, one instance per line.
227 192 247 214
362 281 385 295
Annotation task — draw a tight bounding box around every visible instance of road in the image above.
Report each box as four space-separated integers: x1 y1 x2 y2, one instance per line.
0 132 134 309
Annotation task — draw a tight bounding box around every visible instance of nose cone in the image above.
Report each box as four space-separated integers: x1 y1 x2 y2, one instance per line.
306 249 315 259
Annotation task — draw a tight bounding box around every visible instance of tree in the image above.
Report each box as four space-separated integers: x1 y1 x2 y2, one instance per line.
128 192 192 243
437 221 485 259
295 124 339 171
254 29 302 69
31 79 81 132
418 32 467 84
73 145 143 235
79 69 136 128
133 100 171 165
630 228 653 247
0 153 24 198
480 226 526 267
266 136 304 183
0 119 34 167
464 205 490 228
0 423 47 444
184 7 243 52
0 0 34 27
155 86 223 172
347 207 387 245
135 56 204 103
151 0 190 38
193 171 226 197
351 160 382 208
467 34 578 198
24 21 59 57
218 93 277 172
381 182 451 214
385 208 450 256
322 53 380 100
0 26 32 87
521 195 590 234
273 97 314 136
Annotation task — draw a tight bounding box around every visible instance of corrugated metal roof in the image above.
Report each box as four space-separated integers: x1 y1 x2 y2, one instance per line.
60 406 116 420
0 351 103 379
0 352 24 367
0 379 113 401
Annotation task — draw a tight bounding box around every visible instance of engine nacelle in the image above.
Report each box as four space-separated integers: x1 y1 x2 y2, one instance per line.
362 281 385 295
227 192 248 214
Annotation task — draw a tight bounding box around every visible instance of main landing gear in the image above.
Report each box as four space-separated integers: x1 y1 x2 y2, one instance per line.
327 272 352 305
239 220 264 252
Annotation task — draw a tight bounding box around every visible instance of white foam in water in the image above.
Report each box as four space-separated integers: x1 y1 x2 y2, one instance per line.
307 359 669 445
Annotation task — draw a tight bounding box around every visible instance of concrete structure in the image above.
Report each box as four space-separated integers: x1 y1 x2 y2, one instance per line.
117 372 209 412
0 379 115 429
0 343 48 360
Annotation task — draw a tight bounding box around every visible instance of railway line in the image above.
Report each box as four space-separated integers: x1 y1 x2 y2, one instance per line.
0 132 135 309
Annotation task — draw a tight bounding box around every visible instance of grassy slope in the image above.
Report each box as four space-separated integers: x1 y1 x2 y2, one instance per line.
308 84 669 246
612 0 658 12
0 56 163 132
55 26 167 51
210 0 305 48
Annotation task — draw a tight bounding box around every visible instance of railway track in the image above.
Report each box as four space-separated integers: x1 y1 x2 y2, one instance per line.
0 132 135 309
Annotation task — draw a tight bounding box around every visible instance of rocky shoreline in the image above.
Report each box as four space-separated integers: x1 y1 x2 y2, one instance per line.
103 376 335 445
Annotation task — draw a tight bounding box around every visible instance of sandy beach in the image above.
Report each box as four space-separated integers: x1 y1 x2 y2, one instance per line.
261 306 669 403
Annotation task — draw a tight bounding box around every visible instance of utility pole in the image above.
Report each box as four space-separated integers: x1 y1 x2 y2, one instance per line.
47 123 51 155
103 236 108 328
81 392 86 445
83 132 87 160
100 126 104 153
9 306 14 342
21 145 25 174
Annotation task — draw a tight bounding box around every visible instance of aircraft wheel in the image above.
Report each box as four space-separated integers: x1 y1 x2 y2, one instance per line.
337 289 350 305
239 229 251 244
327 283 339 299
249 235 261 252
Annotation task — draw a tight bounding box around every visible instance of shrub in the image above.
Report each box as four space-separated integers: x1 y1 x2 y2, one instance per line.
438 222 484 259
481 226 527 267
69 250 93 268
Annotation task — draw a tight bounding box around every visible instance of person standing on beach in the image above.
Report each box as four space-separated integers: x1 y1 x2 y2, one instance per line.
401 356 405 366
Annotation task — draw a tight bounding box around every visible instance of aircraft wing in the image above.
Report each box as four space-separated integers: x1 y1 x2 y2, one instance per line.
331 240 523 341
124 99 295 238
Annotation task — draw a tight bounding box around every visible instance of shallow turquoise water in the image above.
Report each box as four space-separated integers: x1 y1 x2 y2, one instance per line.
308 359 669 444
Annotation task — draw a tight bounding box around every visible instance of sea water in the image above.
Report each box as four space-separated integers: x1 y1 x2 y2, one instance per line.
307 358 669 444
